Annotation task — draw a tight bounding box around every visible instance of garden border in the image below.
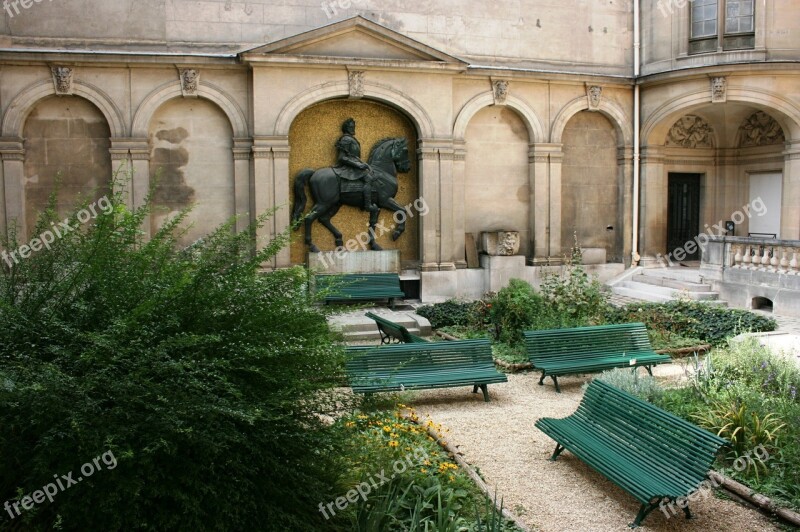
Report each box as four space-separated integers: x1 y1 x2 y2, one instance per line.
400 411 531 532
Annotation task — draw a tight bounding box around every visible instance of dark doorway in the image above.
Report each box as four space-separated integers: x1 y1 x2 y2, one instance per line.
667 173 701 261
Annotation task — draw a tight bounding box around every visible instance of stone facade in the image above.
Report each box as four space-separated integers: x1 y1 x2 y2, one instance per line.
0 0 798 301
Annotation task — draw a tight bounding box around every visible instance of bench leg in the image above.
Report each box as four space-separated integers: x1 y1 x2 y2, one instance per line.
471 384 490 402
388 298 395 310
682 505 693 520
538 371 546 385
630 502 660 528
552 376 561 393
549 443 565 461
645 365 653 376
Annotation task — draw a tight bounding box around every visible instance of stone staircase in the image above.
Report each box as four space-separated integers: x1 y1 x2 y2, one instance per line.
609 267 724 304
328 309 432 342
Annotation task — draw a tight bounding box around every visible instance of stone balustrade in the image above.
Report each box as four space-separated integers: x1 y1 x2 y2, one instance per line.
726 238 800 275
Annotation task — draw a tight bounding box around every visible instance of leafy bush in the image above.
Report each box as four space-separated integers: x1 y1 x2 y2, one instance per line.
416 300 483 330
657 338 800 509
539 244 609 328
488 279 553 344
491 342 528 365
606 301 777 346
590 368 664 403
0 182 349 530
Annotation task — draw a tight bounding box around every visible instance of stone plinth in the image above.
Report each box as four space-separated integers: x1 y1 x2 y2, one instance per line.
481 231 521 256
308 250 400 274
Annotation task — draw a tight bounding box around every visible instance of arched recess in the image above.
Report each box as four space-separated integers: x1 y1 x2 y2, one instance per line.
22 95 113 237
2 79 126 138
286 99 419 266
132 81 248 139
642 87 800 146
274 80 434 139
147 98 235 246
551 95 633 146
453 92 545 143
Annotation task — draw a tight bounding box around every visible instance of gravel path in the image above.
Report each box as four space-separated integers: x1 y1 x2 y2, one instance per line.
403 364 782 532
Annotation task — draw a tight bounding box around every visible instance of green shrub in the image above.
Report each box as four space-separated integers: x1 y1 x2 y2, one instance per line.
416 300 483 330
539 243 609 328
590 368 664 403
0 181 349 531
606 301 777 346
488 279 553 344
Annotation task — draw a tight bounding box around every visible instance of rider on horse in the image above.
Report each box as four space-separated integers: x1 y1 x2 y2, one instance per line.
333 118 379 213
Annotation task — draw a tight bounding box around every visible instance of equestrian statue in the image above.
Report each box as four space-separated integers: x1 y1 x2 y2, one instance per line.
291 118 412 252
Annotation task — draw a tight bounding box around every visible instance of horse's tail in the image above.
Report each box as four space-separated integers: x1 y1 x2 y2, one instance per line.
291 168 315 227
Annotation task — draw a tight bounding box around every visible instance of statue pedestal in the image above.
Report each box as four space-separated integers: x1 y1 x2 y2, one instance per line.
308 250 400 274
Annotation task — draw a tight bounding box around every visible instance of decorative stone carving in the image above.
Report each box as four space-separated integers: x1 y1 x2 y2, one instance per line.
710 77 727 103
51 66 73 95
179 69 199 97
348 70 365 99
492 79 509 105
738 111 785 147
666 115 714 148
481 231 521 256
587 85 603 110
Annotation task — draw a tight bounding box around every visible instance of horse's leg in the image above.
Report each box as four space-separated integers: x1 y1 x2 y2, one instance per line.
367 207 383 251
304 203 326 253
380 197 409 241
319 205 344 248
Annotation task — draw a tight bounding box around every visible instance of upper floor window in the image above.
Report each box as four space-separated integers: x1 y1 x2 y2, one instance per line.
689 0 755 54
725 0 754 34
691 0 718 39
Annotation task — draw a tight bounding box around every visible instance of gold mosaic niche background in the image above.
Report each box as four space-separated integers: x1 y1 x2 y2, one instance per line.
289 99 419 266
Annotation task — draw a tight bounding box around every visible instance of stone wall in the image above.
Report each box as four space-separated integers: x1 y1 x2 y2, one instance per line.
22 96 111 235
560 111 621 261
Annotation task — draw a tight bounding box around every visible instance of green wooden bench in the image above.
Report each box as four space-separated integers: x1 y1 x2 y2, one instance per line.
535 379 728 528
523 323 672 393
316 273 405 309
365 312 428 344
346 339 507 402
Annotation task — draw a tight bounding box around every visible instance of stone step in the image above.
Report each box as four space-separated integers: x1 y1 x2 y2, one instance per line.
640 267 704 283
343 327 423 342
328 310 432 342
612 284 674 303
631 273 712 292
616 280 719 302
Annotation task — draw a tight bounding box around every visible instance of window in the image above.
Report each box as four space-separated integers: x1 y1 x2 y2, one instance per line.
725 0 754 34
691 0 718 39
689 0 755 54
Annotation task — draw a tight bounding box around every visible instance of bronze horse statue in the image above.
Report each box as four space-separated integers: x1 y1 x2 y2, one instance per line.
291 137 412 252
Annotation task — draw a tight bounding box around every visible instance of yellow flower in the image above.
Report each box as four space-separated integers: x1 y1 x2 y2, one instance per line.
448 475 455 482
420 468 428 474
388 441 399 448
357 415 368 420
345 421 355 428
382 426 391 433
423 460 431 466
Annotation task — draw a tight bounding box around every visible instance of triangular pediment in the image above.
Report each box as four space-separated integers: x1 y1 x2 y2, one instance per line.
243 16 465 65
